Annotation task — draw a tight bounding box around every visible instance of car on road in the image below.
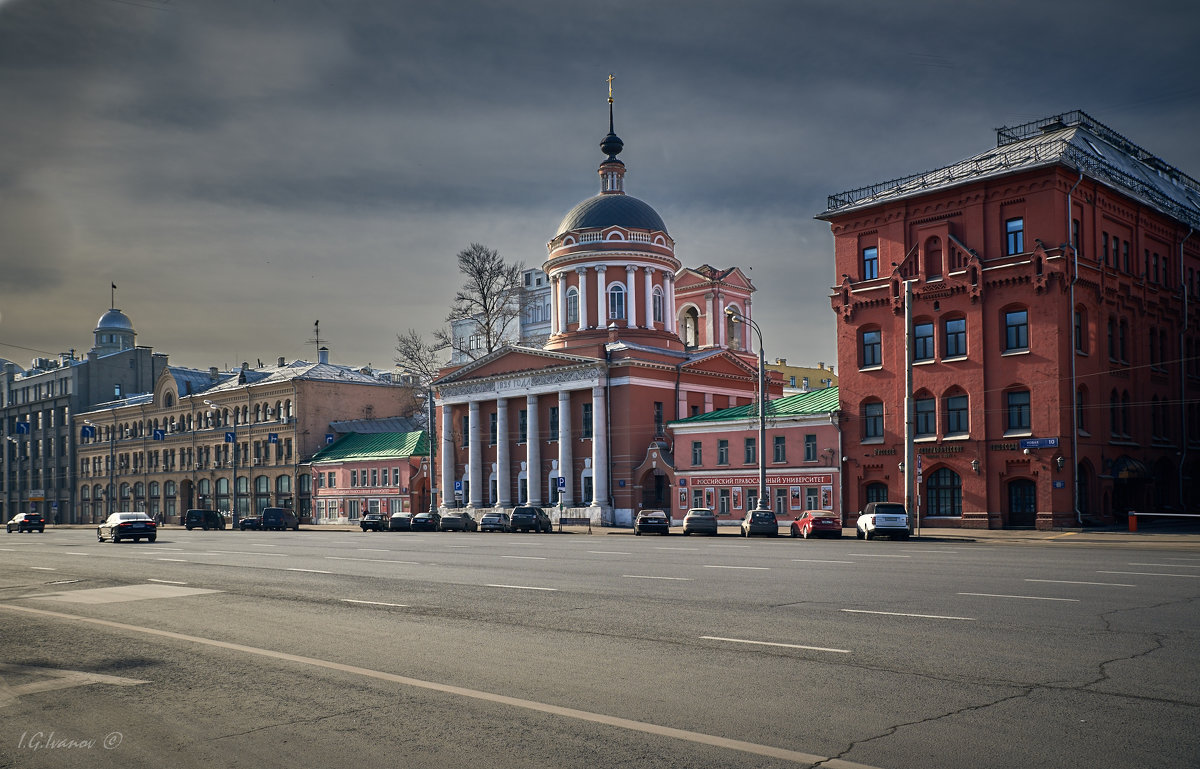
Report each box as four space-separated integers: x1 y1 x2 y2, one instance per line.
185 509 226 531
682 507 718 536
856 502 909 540
6 512 45 533
479 512 511 532
388 513 413 531
410 512 441 531
360 514 388 532
740 509 778 537
635 510 670 535
97 512 157 543
260 507 299 531
510 506 552 533
440 511 478 532
791 510 842 539
238 516 262 531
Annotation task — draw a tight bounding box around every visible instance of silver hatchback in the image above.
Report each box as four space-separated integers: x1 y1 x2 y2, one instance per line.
682 508 718 535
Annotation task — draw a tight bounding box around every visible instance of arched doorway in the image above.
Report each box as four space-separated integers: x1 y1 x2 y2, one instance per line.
640 469 669 510
1007 479 1037 527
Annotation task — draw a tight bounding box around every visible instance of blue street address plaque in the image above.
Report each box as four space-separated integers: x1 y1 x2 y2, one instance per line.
1019 437 1059 450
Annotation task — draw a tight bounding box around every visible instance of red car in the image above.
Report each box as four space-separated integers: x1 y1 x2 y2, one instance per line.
790 510 842 539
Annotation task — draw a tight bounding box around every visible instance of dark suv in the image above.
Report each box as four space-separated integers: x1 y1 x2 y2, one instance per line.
260 507 299 531
6 512 45 533
185 509 226 530
510 506 552 533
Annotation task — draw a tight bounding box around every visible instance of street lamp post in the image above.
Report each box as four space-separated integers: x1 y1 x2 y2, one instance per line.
725 307 768 512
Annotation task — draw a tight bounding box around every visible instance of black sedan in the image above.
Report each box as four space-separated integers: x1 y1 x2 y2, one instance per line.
238 516 262 531
97 512 157 543
7 512 45 533
440 511 478 532
410 512 441 532
360 514 387 532
634 510 670 535
388 513 413 531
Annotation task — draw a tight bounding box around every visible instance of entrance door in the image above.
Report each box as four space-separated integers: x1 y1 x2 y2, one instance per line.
1008 479 1037 527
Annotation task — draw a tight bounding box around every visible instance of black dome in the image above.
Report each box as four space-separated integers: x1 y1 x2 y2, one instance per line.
555 194 667 237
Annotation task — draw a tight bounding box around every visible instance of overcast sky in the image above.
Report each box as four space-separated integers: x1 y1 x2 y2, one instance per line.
1 0 1198 376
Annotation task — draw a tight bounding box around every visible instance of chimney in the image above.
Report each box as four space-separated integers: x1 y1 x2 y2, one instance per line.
775 358 786 366
278 356 285 367
209 367 219 381
818 362 824 370
318 347 329 364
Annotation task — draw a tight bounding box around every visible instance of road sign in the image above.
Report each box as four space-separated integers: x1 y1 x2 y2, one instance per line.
153 429 165 440
15 421 29 434
268 433 278 444
225 432 236 443
325 433 335 444
557 476 566 489
454 480 463 491
80 424 96 439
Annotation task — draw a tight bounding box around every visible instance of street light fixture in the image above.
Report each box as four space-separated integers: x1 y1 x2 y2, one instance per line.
725 306 768 512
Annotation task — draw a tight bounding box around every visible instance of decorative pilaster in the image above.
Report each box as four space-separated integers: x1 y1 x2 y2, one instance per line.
526 394 541 506
468 401 482 508
591 385 608 506
496 398 510 507
557 390 573 505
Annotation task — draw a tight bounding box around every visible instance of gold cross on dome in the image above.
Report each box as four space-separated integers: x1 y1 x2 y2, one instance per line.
607 73 615 103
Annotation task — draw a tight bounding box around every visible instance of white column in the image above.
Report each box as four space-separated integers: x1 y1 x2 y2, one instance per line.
625 265 637 329
440 402 454 512
496 398 510 507
468 401 482 508
643 267 654 328
717 292 726 347
591 385 607 507
705 292 715 348
576 268 588 330
557 390 573 506
549 274 560 336
595 265 607 328
526 394 541 506
744 298 753 351
667 272 677 333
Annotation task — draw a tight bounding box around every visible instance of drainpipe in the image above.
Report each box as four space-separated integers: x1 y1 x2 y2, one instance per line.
1067 170 1083 525
1179 226 1194 511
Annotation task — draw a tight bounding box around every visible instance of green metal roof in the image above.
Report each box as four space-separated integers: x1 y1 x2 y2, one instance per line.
670 387 839 425
308 431 429 463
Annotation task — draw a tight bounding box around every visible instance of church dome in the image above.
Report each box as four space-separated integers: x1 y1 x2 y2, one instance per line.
555 194 667 237
95 308 134 333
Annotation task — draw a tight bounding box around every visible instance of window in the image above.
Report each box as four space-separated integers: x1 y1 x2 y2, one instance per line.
744 437 756 464
864 401 884 440
371 468 378 487
1006 390 1031 432
392 467 400 486
913 322 934 361
461 416 469 448
717 439 729 465
652 287 664 323
915 396 936 436
946 394 968 434
719 488 731 515
773 435 786 463
1075 388 1088 434
860 329 882 368
804 434 817 462
350 470 358 487
862 246 878 280
1110 389 1120 437
865 483 888 503
691 441 702 466
1074 308 1087 353
582 403 593 439
518 410 527 443
1118 319 1128 362
926 468 962 517
1005 218 1024 255
489 412 498 445
1004 309 1028 352
566 288 579 324
1072 218 1081 256
653 402 664 436
549 406 559 439
608 285 626 320
327 472 335 488
944 318 966 358
1102 232 1110 266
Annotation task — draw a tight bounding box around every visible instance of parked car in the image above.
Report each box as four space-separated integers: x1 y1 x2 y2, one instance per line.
682 507 718 536
791 510 842 539
479 512 511 532
856 502 909 540
238 516 262 531
360 514 387 532
410 512 441 531
97 512 157 543
388 513 413 531
510 506 552 533
6 512 45 533
635 509 670 535
741 509 778 537
184 509 226 531
440 511 478 532
260 507 299 531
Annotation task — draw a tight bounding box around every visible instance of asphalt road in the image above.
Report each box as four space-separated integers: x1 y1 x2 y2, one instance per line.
1 527 1197 769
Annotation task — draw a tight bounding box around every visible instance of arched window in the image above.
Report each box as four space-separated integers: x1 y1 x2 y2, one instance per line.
865 483 888 503
725 305 742 351
862 399 884 440
924 236 942 280
681 307 700 347
926 468 962 516
608 284 626 320
277 475 291 494
1110 389 1121 437
566 287 579 324
165 393 174 407
652 286 664 324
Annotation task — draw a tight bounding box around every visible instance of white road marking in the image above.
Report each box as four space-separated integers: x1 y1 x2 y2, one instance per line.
701 636 850 654
156 558 188 562
342 599 408 608
958 592 1079 602
208 551 288 557
357 548 390 552
841 609 975 621
501 555 546 560
64 552 90 555
588 551 631 555
708 544 750 548
147 579 187 585
1128 562 1200 568
847 553 911 558
703 565 770 571
325 556 419 564
655 547 699 551
26 584 219 604
1099 571 1200 579
287 568 333 574
1025 579 1135 587
486 584 557 591
623 575 693 581
792 559 855 564
0 604 884 768
30 567 55 571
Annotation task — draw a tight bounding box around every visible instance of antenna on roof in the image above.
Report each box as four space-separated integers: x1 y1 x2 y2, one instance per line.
306 320 326 362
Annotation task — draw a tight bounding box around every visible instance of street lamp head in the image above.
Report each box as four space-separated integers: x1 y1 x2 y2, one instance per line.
724 306 740 321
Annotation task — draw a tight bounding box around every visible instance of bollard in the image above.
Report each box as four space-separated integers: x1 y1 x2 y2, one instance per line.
1128 512 1137 532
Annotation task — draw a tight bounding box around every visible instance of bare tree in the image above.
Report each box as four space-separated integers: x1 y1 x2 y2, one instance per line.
394 243 527 383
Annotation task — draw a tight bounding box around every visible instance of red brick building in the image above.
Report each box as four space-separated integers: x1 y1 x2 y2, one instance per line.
433 100 778 525
818 111 1200 529
308 432 430 523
